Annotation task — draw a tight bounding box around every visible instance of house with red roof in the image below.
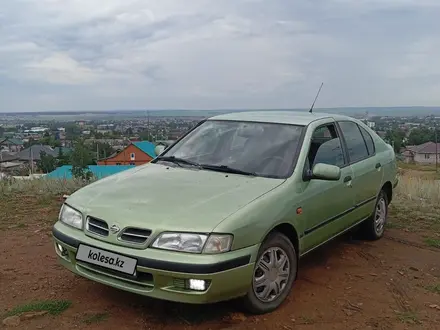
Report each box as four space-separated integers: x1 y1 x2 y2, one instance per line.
97 141 157 166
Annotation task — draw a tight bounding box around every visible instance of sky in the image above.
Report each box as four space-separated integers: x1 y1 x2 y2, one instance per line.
1 0 440 112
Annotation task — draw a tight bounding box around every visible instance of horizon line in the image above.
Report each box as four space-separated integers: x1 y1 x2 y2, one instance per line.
2 105 440 115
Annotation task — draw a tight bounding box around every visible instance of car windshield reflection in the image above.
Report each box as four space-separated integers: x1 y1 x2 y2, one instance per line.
154 120 304 179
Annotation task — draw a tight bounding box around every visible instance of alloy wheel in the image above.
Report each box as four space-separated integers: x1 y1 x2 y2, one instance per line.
374 197 387 235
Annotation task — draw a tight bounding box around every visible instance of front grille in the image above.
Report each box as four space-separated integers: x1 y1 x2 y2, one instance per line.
86 217 109 236
119 227 151 244
76 262 154 288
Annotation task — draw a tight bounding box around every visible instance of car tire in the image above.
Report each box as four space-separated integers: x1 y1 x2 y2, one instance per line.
242 232 297 314
362 189 389 240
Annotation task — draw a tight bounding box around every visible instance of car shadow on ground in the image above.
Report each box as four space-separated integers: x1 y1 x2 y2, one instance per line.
93 232 360 327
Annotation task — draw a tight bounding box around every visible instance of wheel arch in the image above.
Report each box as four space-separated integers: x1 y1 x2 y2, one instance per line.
266 222 300 257
381 181 393 204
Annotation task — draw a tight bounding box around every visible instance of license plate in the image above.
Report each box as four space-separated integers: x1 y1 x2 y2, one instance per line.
76 244 138 275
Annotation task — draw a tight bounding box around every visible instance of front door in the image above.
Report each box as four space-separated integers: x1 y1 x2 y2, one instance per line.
299 123 356 254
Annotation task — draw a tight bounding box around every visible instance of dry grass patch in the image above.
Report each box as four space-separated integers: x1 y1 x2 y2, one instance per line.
388 172 440 234
0 178 88 229
0 177 87 197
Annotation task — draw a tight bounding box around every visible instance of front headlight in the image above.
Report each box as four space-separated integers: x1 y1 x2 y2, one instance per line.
59 204 83 229
151 232 233 254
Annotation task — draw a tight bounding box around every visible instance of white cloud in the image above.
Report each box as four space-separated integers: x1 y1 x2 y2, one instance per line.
1 0 440 111
23 53 100 85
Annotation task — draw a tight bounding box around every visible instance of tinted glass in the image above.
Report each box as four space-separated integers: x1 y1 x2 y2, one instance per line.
310 126 345 167
338 121 369 162
313 138 345 167
161 120 304 178
359 126 375 155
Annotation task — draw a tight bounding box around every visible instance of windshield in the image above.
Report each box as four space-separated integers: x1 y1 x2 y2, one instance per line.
156 120 304 178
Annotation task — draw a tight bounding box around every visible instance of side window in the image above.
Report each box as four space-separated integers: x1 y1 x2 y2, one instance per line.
359 126 375 155
338 121 369 163
308 124 345 168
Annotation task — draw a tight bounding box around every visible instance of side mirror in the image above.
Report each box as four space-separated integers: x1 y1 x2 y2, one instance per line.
154 145 165 156
309 163 341 181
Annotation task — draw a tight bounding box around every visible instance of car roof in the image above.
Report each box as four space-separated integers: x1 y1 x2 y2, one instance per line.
208 110 355 126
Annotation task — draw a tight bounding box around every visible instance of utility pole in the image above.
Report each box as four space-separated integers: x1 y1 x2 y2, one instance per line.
30 147 34 175
147 110 150 141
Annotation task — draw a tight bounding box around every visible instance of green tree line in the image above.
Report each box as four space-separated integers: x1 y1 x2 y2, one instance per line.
385 126 439 153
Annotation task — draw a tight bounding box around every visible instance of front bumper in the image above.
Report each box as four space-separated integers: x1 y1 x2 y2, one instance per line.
52 222 259 304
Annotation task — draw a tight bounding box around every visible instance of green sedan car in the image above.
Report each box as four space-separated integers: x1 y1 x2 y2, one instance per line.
52 111 398 314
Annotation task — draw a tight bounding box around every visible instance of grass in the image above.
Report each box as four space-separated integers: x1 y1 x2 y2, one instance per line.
387 170 440 234
398 161 437 172
298 316 315 325
82 312 108 325
0 178 89 229
0 177 88 198
4 300 72 317
425 284 440 294
423 238 440 248
396 311 421 325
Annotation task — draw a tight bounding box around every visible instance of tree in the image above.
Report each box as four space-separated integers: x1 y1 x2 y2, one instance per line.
37 151 56 173
64 123 82 140
125 127 134 136
90 142 114 161
0 126 4 138
70 140 94 181
407 127 435 145
384 129 406 153
40 135 61 148
57 147 70 166
139 129 151 141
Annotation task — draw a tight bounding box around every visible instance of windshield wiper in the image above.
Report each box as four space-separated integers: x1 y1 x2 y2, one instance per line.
155 156 202 168
200 164 256 176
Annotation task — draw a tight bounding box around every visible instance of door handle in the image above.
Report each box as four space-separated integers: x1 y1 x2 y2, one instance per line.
375 163 381 169
343 176 352 183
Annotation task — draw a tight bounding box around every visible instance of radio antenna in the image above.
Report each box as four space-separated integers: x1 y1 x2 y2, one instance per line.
309 82 324 113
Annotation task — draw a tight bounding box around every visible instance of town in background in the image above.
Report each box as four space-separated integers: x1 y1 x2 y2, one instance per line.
2 108 440 180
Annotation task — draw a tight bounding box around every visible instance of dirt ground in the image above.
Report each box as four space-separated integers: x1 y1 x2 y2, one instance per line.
1 196 439 330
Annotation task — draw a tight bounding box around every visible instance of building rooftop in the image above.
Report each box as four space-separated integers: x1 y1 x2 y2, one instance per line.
0 138 24 145
132 141 156 158
0 151 18 162
16 145 57 161
209 110 353 126
405 142 440 154
46 165 135 180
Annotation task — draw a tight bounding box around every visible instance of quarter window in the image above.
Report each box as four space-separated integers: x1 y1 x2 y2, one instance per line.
338 121 369 163
359 126 375 155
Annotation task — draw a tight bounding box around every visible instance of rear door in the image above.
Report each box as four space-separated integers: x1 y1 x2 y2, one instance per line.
337 121 383 220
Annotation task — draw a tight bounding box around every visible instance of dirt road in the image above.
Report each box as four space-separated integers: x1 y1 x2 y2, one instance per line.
1 197 439 329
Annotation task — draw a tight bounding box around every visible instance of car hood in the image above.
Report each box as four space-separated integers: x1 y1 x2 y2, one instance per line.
67 163 284 233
